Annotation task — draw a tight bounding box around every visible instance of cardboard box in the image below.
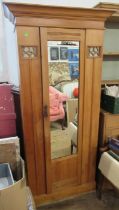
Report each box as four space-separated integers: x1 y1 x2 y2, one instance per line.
0 113 16 138
0 84 16 138
0 158 28 210
0 163 14 189
0 84 15 114
26 187 36 210
0 136 20 174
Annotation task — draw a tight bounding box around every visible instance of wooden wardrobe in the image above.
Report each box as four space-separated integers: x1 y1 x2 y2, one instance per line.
5 3 114 206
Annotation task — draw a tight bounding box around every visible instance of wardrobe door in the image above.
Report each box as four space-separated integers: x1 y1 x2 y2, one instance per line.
40 28 85 193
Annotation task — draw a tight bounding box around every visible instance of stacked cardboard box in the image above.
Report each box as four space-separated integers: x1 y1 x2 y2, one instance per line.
0 136 36 210
0 84 16 138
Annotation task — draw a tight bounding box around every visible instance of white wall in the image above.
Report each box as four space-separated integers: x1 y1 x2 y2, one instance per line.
0 3 8 82
4 18 20 86
0 1 20 85
3 0 119 8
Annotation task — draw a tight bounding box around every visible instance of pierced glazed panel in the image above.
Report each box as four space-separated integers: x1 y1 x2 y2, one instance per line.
88 46 101 58
22 46 38 58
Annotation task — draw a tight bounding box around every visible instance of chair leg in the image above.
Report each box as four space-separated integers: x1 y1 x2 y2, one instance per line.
71 142 73 154
61 118 65 130
96 171 104 200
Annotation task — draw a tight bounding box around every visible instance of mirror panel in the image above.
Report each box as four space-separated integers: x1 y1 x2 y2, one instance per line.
48 41 80 159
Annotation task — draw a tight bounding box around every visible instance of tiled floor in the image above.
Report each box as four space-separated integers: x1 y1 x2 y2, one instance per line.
38 190 119 210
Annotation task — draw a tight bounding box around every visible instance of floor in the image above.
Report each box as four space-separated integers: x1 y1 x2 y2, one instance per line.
38 190 119 210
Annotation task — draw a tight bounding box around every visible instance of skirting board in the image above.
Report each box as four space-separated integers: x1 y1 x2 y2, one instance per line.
34 181 96 207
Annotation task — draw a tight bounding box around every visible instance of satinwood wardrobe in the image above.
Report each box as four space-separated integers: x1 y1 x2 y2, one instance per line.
5 3 114 206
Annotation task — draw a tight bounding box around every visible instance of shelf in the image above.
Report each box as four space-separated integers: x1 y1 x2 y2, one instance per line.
103 52 119 56
101 80 119 85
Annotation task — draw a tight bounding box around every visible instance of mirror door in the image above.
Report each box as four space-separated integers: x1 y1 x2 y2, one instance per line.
48 40 79 159
40 28 85 192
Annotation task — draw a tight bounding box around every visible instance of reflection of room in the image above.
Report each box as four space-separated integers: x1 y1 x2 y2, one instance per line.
48 41 79 159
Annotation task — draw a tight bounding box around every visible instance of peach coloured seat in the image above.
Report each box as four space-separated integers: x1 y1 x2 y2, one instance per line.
49 86 68 128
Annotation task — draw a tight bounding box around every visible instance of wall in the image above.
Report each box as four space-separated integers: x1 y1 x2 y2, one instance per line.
0 1 19 85
4 17 20 86
102 22 119 81
0 2 8 82
3 0 119 8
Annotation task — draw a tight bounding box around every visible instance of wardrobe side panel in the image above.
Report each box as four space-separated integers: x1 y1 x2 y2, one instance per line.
16 26 46 195
82 29 104 183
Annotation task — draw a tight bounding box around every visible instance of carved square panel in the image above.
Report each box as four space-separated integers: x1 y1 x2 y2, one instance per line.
88 46 101 58
21 46 38 59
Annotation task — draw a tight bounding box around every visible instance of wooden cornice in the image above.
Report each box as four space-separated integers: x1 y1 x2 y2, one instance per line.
95 2 119 10
95 2 119 22
4 3 115 22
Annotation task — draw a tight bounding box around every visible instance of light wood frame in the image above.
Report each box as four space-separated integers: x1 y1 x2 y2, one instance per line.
40 28 85 193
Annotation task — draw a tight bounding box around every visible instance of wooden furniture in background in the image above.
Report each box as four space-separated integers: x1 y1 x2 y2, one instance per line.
97 108 119 198
95 3 119 85
12 87 25 159
98 109 119 147
5 3 114 206
66 99 78 126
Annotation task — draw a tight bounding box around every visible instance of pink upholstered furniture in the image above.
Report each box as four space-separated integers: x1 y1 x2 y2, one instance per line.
49 86 68 127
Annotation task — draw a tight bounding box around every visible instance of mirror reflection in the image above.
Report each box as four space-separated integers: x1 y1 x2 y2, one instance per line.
48 41 80 159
